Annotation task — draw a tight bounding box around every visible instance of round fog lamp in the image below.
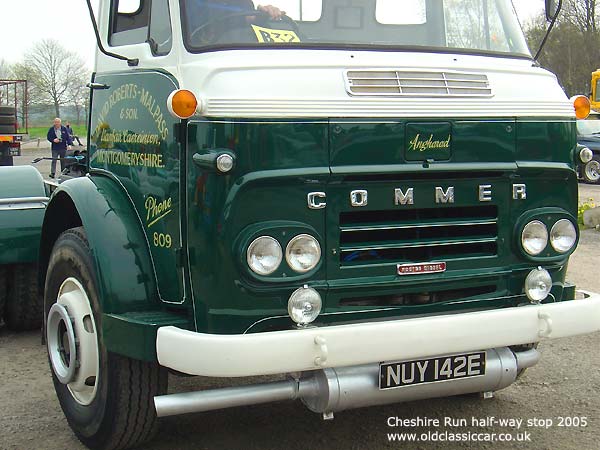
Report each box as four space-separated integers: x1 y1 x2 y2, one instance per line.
521 220 548 256
247 236 282 276
580 147 593 163
286 234 321 273
525 267 552 302
288 286 322 326
550 219 577 253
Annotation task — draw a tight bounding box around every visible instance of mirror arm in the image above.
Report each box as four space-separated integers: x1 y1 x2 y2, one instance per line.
534 0 563 61
85 0 139 67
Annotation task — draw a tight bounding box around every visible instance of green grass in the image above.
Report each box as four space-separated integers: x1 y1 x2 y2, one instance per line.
27 125 87 140
578 198 597 227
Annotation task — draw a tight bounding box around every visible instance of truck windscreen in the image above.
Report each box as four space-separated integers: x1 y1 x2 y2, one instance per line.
180 0 531 57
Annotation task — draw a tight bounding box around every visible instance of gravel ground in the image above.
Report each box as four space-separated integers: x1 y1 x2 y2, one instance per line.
1 155 599 450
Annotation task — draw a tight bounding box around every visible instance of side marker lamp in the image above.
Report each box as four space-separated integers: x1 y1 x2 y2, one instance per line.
167 89 199 119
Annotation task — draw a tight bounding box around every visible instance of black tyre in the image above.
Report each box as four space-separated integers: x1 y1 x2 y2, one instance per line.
5 263 43 331
45 227 167 450
0 266 7 325
582 157 600 184
0 106 16 115
0 116 16 124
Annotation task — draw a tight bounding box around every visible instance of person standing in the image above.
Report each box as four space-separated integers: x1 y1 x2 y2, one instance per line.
46 118 73 178
65 121 83 146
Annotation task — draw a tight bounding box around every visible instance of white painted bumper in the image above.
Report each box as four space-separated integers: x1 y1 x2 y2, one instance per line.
156 292 600 377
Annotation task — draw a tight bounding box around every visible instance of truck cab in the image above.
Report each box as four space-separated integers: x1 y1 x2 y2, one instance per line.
15 1 600 449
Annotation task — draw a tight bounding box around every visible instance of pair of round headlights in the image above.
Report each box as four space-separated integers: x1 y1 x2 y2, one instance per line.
247 234 321 276
521 219 576 256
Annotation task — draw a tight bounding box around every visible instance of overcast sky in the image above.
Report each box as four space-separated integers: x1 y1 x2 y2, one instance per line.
0 0 545 69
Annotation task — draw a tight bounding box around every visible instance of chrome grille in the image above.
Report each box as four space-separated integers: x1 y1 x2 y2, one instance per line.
345 70 492 97
339 206 498 266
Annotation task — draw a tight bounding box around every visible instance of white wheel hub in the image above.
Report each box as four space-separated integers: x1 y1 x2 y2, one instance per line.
47 278 99 406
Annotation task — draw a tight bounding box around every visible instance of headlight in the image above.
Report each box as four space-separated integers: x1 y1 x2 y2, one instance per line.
550 219 577 253
288 286 322 326
285 234 321 273
525 267 552 302
580 147 593 163
521 221 548 256
247 236 282 275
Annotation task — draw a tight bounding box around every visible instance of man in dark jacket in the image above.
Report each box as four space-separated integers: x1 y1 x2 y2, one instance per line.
46 118 73 178
65 121 83 146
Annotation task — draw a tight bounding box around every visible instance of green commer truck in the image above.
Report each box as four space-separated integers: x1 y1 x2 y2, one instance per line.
1 1 600 449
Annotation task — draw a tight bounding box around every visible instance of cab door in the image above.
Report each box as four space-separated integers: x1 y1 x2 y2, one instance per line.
88 70 185 304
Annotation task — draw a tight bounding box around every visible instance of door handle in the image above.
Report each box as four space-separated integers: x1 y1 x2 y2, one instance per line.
192 150 236 173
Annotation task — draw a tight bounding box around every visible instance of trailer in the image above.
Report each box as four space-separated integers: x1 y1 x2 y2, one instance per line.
0 79 28 166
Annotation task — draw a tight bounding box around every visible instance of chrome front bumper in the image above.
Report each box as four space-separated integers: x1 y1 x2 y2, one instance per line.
156 291 600 378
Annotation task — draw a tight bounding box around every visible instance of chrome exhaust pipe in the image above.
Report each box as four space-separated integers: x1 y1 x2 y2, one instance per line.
155 347 538 418
155 380 300 417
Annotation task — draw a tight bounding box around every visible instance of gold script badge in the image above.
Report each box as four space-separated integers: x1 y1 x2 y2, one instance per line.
145 196 172 228
408 133 451 152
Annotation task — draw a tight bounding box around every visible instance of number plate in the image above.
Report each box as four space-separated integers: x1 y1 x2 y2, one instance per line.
379 352 486 390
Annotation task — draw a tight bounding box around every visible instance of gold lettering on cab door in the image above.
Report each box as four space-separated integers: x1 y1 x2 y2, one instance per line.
145 195 173 228
93 83 169 141
91 82 174 170
94 150 164 168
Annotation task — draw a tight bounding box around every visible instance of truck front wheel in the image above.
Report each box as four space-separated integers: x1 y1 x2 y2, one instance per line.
45 227 167 450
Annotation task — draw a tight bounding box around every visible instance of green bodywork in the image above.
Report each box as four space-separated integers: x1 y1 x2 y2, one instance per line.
37 69 579 362
185 118 578 335
0 166 46 265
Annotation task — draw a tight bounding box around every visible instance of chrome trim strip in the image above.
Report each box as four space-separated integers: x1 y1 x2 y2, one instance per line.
0 196 49 211
340 237 498 253
341 220 498 233
44 180 59 189
204 99 574 118
243 292 530 334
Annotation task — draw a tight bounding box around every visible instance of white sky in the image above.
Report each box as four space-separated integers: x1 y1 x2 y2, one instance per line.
0 0 544 69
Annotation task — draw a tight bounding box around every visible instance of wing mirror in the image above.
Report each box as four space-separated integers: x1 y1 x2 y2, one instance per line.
545 0 560 21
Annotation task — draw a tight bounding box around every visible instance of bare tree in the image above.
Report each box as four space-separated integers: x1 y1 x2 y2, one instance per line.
0 59 10 78
69 82 89 126
20 39 88 118
11 63 38 108
561 0 597 32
